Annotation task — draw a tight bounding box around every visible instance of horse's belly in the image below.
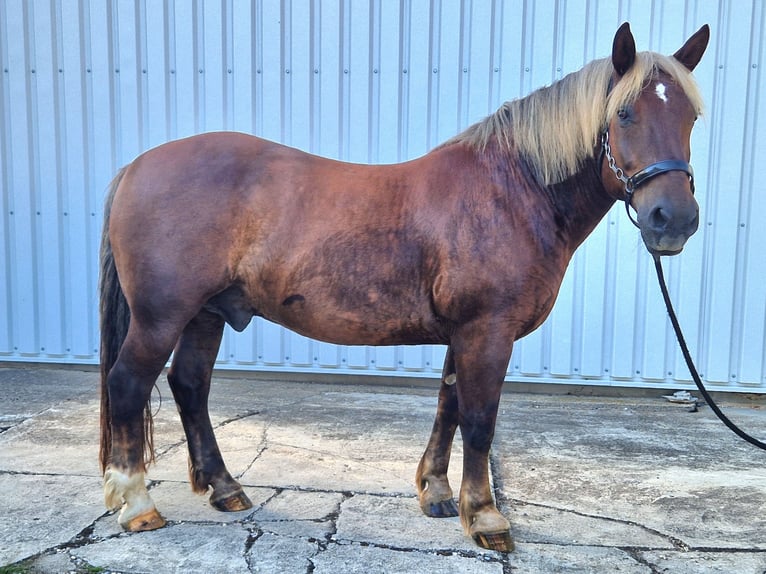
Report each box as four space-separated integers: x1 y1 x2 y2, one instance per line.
267 290 447 346
205 282 446 346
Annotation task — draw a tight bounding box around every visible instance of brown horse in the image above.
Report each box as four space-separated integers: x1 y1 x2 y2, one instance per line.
99 23 709 551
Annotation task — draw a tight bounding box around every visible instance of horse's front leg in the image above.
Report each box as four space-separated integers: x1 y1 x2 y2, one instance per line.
453 321 515 552
416 347 459 517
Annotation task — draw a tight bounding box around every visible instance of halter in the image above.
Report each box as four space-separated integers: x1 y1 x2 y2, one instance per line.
601 130 696 228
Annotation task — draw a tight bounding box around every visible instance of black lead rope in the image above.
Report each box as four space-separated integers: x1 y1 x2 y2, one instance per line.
653 254 766 451
601 130 763 448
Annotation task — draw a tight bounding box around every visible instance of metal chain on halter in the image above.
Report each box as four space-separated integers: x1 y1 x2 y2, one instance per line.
601 131 640 228
602 131 628 187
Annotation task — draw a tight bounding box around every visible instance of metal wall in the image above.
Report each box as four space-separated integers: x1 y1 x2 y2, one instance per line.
1 1 764 392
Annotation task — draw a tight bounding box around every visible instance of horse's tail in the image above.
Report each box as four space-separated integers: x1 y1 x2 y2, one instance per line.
98 166 155 474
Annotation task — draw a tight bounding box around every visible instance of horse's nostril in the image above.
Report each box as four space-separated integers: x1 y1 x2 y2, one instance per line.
646 203 699 238
650 206 670 230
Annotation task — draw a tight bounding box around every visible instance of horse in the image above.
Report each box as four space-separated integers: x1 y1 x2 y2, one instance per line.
99 22 709 552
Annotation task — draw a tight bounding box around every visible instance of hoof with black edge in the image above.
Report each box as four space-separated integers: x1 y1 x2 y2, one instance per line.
472 530 515 552
424 499 459 518
210 490 253 512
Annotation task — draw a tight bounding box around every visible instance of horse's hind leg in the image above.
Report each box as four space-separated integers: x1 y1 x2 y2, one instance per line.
104 319 180 531
167 309 253 512
416 347 459 517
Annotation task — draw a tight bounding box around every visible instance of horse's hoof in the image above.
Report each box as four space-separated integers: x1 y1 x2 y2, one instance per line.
210 490 253 512
423 499 459 518
125 509 166 532
472 530 515 552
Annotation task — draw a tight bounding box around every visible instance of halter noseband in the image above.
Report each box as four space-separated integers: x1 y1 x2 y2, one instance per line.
601 130 695 228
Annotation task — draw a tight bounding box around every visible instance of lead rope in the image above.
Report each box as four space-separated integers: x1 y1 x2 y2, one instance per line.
653 254 766 451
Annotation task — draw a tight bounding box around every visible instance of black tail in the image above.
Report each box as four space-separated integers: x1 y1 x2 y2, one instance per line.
98 166 155 473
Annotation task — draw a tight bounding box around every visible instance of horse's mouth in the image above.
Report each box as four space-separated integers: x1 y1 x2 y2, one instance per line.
649 247 684 257
641 230 693 257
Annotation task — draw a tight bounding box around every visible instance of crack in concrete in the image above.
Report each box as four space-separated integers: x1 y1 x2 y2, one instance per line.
621 547 664 574
0 468 100 479
217 409 262 428
324 537 507 564
153 409 263 460
503 496 692 552
324 490 352 543
237 480 414 500
236 422 271 480
243 524 263 572
154 437 187 458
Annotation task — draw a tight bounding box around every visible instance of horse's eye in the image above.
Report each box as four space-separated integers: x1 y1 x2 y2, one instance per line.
617 108 629 121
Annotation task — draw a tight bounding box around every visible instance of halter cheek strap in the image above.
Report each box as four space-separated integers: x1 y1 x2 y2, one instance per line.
601 130 696 228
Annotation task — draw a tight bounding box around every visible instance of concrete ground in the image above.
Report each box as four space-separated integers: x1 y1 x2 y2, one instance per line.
1 366 766 574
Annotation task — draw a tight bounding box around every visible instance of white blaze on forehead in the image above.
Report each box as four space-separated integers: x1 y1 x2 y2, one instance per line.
655 82 668 103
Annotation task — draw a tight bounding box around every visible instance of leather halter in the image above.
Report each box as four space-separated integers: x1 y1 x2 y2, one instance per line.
601 130 695 228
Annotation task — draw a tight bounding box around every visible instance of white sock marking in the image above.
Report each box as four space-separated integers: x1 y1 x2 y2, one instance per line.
103 467 157 526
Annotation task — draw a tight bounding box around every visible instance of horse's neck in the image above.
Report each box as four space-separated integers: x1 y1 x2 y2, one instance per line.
549 157 617 251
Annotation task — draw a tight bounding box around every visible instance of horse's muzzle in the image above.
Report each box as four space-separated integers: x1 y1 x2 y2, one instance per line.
639 196 700 255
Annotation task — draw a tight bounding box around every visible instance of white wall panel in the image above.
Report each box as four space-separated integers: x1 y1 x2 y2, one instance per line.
1 1 764 392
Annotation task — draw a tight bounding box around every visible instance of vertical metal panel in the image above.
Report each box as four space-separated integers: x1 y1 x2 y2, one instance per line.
736 1 766 387
1 1 764 392
4 1 38 358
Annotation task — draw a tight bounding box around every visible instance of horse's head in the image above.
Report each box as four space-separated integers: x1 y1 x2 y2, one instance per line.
601 23 710 255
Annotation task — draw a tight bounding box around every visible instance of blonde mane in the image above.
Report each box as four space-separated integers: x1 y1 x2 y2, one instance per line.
448 51 705 185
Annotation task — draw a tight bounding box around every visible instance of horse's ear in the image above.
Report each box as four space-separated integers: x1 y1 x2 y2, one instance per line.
612 22 636 76
673 24 710 72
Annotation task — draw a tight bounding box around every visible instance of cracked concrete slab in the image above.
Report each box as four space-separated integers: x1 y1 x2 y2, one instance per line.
504 500 675 548
508 544 653 573
149 416 269 483
252 489 343 540
246 533 320 573
0 473 104 565
638 550 766 573
72 522 253 573
0 403 101 475
2 366 766 573
334 494 478 553
311 541 505 573
491 395 766 556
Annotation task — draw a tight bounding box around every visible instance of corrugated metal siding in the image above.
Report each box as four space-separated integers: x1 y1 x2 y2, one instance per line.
1 1 764 392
